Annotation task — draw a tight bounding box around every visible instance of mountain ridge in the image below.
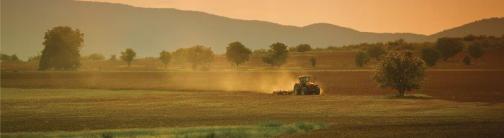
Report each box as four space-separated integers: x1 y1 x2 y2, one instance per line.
2 0 503 59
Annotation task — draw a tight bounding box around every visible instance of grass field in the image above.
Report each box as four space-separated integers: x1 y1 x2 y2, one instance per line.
2 88 504 137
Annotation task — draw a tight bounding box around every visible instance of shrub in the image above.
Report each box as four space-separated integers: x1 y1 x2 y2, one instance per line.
355 51 370 67
421 47 441 67
436 37 463 61
468 44 484 59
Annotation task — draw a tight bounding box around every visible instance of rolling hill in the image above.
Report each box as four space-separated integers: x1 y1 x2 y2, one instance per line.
1 0 503 58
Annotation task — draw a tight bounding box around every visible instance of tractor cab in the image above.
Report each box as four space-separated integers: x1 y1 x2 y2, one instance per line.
294 75 320 95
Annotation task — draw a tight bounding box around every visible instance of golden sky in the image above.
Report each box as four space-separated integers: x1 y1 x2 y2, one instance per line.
84 0 504 35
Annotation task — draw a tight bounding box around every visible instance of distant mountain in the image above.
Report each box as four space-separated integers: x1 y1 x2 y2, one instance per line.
431 18 504 38
1 0 503 59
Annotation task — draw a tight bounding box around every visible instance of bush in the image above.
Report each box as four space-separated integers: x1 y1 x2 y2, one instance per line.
374 51 426 97
468 44 484 59
421 47 441 67
436 37 463 61
355 51 370 67
295 44 312 52
366 46 386 60
463 56 472 65
262 42 289 67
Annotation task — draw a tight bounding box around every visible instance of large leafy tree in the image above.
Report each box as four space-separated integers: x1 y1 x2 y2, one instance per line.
159 50 172 68
436 37 463 61
226 41 252 67
374 51 426 97
121 48 136 67
39 26 84 70
262 42 289 67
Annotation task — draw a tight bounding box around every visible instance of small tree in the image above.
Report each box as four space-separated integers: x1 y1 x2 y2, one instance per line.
468 44 484 59
225 41 252 68
421 47 441 67
463 56 471 65
296 44 312 52
121 48 136 67
309 57 316 68
436 37 463 61
374 51 426 97
159 50 172 68
187 45 214 70
262 42 289 67
109 55 117 61
355 51 370 67
366 45 386 60
87 53 105 61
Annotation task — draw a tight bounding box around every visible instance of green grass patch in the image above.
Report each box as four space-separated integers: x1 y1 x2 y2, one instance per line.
1 122 327 138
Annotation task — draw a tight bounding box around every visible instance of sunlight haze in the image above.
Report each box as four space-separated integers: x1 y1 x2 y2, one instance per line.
83 0 504 35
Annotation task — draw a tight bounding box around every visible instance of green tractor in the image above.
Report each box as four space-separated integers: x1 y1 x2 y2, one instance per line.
273 75 321 95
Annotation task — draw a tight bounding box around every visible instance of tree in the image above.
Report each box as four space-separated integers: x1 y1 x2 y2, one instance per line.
0 54 21 62
225 42 252 67
436 38 463 61
121 48 136 67
28 54 42 63
421 47 441 67
187 45 214 70
366 45 386 60
87 53 105 61
295 44 312 52
355 51 370 67
374 51 426 97
109 55 117 61
468 44 484 59
309 57 316 68
262 42 289 67
463 56 471 65
39 26 84 70
159 50 172 68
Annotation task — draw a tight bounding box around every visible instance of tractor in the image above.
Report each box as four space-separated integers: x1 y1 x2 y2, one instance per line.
273 75 321 95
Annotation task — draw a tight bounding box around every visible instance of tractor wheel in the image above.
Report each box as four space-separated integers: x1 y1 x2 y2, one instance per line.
314 87 321 95
293 84 301 95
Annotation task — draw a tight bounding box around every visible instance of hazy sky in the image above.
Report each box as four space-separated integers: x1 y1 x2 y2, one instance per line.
85 0 503 35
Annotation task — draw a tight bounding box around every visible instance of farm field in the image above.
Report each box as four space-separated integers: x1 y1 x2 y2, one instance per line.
2 70 504 103
2 88 504 137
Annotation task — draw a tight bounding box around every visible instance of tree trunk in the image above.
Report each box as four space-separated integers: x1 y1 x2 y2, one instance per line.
397 89 405 97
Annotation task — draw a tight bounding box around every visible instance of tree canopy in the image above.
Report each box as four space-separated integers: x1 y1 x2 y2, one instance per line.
421 47 441 67
121 48 136 67
262 42 289 67
159 50 172 68
374 51 426 97
436 38 463 61
226 42 252 67
39 26 84 70
355 51 370 67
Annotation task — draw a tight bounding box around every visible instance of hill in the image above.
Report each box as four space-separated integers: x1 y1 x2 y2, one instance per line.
1 0 503 58
431 17 504 38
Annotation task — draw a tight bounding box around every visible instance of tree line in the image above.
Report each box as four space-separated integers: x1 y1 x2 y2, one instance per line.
9 26 503 71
